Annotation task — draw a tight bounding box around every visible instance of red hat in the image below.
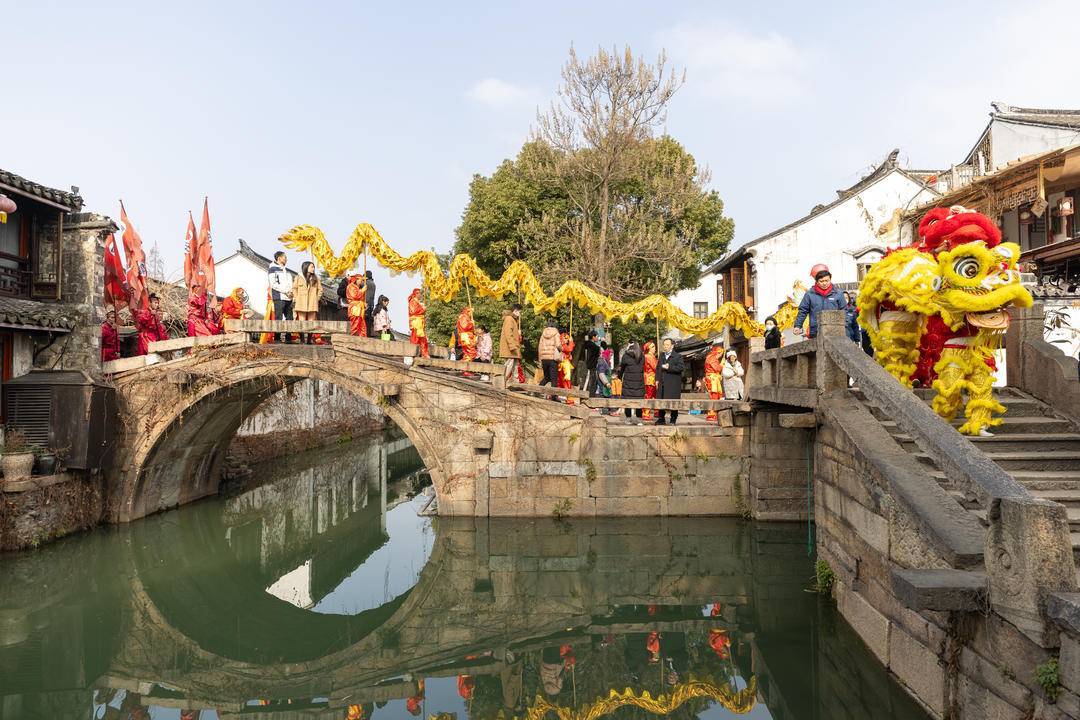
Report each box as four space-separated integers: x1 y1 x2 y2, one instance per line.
810 263 831 280
917 205 1001 254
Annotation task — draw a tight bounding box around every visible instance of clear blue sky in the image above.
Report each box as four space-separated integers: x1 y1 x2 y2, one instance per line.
4 0 1078 325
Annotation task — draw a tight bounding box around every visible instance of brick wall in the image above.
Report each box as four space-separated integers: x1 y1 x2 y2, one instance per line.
749 409 812 520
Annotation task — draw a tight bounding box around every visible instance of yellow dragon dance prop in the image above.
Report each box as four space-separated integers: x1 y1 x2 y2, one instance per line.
482 677 757 720
280 223 796 337
858 206 1032 435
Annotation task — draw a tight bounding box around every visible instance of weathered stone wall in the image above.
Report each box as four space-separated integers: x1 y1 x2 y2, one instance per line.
815 392 1058 719
0 473 104 551
34 213 113 377
749 408 812 521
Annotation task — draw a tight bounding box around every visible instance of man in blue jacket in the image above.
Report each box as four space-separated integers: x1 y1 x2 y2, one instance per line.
794 264 847 339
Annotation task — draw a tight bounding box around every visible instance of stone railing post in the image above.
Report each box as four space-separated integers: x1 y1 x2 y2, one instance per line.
816 310 848 391
747 336 765 392
1006 302 1044 391
986 496 1078 645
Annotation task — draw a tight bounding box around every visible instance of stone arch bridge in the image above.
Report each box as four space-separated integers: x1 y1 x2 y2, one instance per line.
105 333 750 522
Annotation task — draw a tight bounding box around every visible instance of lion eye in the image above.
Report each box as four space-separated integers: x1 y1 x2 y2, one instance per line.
953 257 980 279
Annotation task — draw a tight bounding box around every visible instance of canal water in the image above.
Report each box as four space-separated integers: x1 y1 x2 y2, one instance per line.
0 432 930 720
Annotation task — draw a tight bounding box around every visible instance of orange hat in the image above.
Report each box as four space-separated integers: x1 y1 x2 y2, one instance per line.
810 263 831 280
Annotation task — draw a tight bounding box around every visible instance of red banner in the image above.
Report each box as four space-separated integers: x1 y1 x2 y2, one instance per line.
103 232 129 310
183 211 198 290
196 198 215 295
119 201 148 311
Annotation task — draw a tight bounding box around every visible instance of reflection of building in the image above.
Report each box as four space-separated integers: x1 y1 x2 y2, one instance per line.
222 436 421 609
671 150 938 340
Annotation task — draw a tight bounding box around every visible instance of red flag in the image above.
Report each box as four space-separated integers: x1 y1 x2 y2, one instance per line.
196 198 215 295
103 232 129 310
119 201 148 311
183 211 198 289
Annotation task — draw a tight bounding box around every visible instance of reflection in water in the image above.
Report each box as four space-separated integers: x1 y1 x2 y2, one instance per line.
0 431 929 720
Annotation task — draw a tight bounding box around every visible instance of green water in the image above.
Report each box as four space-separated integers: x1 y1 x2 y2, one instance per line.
0 432 929 720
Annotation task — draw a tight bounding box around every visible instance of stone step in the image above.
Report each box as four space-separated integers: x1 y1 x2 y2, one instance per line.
935 470 1080 486
1031 488 1080 506
880 416 1076 435
865 397 1054 421
896 434 1080 454
914 450 1080 472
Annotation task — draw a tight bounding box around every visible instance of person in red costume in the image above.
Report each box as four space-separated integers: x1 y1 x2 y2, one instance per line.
708 628 731 659
346 274 368 337
405 679 424 716
186 284 217 337
557 328 575 403
101 309 121 361
207 296 224 335
646 631 661 664
407 288 429 357
642 341 658 420
221 288 252 322
457 306 477 362
457 674 475 701
703 341 725 421
134 293 168 355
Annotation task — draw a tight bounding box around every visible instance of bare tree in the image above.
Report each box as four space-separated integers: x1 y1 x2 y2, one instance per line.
530 46 686 297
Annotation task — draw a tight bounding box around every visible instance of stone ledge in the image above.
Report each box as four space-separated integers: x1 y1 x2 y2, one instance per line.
1 472 76 493
891 567 987 611
1047 592 1080 638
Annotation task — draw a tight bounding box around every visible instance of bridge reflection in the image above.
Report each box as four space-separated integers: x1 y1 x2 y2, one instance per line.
0 436 927 720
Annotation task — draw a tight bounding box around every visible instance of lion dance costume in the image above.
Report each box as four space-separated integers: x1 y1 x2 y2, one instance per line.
858 206 1032 436
407 288 429 357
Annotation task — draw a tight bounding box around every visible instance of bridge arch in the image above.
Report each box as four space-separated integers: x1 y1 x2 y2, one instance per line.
110 349 457 522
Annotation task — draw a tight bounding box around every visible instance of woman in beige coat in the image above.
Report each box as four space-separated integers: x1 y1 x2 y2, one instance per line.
292 261 322 342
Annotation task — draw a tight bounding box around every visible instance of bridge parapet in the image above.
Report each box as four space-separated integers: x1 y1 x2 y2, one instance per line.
749 309 1079 715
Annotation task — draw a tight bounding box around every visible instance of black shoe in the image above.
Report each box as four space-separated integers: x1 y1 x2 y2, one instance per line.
654 418 666 425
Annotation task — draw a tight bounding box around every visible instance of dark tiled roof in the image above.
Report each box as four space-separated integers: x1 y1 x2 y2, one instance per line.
0 168 83 211
706 149 933 275
991 102 1080 130
0 297 77 330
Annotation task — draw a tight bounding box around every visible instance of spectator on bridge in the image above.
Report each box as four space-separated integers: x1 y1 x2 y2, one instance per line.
101 309 120 361
363 270 377 337
794 263 847 339
373 295 392 340
723 350 745 400
655 337 685 425
580 330 600 393
268 251 294 342
763 315 781 350
477 324 493 362
499 303 523 384
292 261 321 343
843 291 860 343
618 340 646 424
134 293 168 356
595 343 612 397
538 319 561 397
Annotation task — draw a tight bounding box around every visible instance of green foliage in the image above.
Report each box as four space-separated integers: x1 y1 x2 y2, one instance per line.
551 498 573 519
814 559 835 597
1037 657 1060 702
453 137 732 303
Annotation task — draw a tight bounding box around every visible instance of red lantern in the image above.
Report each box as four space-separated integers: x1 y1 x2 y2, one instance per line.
0 194 15 224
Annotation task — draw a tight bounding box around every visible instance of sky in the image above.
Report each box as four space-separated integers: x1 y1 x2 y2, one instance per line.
4 0 1080 326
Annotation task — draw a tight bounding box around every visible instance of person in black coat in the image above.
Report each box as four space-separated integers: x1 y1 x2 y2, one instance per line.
763 315 781 350
655 337 685 425
618 341 646 422
363 270 377 337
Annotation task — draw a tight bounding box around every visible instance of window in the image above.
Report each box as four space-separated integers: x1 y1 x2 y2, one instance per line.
693 302 709 319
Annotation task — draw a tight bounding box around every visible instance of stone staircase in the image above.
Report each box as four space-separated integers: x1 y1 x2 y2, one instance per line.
856 387 1080 567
